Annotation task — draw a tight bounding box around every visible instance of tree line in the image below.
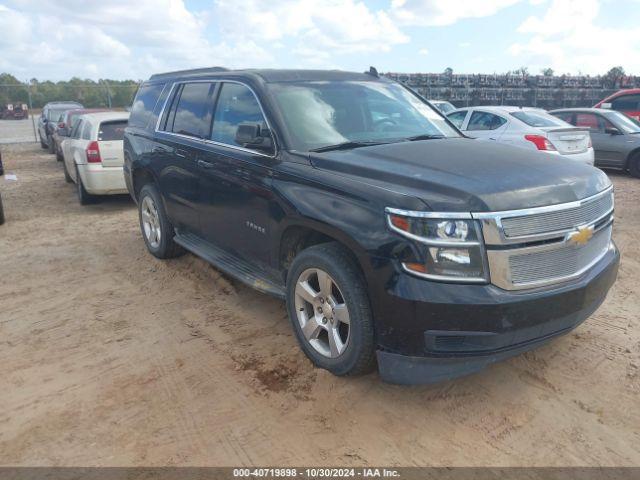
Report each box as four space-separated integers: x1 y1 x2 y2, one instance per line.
0 73 140 109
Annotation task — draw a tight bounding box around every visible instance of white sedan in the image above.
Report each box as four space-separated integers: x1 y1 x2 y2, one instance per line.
60 111 130 205
447 106 595 165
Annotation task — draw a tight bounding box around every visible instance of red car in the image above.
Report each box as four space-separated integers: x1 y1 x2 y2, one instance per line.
594 88 640 121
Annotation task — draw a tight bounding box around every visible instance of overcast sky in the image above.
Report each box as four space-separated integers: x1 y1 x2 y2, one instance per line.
1 0 639 81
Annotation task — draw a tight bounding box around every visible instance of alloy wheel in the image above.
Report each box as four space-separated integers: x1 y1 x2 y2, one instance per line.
141 195 162 249
294 268 351 358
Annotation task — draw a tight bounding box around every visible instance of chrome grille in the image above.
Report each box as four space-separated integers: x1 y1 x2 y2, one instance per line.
507 225 612 286
501 191 613 238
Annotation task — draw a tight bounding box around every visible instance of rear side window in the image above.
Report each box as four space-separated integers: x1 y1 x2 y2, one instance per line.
574 113 600 131
166 82 215 138
447 111 467 128
510 111 563 128
81 121 92 140
211 83 267 146
468 111 507 131
71 120 83 139
98 120 127 141
129 83 165 129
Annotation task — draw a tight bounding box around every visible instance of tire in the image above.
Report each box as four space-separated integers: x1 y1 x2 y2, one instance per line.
39 135 47 149
286 242 375 377
47 135 56 154
63 160 72 183
56 145 63 162
138 184 185 259
75 166 95 205
628 153 640 178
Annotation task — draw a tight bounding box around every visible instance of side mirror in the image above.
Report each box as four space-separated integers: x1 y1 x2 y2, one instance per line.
605 126 622 135
235 124 274 153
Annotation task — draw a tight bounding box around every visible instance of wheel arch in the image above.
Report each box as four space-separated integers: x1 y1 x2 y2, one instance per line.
131 167 159 203
277 218 372 285
625 146 640 170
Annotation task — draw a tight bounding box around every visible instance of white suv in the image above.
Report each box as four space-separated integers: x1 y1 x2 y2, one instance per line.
60 111 130 204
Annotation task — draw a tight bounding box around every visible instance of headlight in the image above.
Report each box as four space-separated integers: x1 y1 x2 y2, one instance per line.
386 208 488 283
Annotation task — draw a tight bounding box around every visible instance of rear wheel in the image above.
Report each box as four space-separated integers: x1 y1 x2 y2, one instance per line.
47 135 56 154
39 134 47 149
286 243 375 377
63 161 72 183
628 153 640 178
56 144 63 161
75 166 95 205
138 184 184 259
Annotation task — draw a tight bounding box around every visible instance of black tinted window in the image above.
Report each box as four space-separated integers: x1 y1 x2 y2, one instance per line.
211 83 267 146
98 120 127 141
169 83 214 138
468 111 507 131
129 83 165 128
447 111 467 128
611 94 640 111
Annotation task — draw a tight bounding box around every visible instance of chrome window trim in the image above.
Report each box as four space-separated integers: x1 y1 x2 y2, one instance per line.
154 79 278 159
487 220 614 291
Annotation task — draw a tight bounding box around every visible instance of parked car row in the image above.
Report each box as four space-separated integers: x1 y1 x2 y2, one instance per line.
38 101 129 204
440 104 640 176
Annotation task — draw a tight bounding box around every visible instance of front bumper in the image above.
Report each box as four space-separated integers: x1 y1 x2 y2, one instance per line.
372 244 619 384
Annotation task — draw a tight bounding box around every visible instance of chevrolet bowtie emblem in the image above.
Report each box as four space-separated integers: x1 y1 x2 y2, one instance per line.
568 226 594 246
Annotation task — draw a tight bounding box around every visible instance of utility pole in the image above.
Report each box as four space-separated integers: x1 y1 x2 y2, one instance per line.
26 80 37 143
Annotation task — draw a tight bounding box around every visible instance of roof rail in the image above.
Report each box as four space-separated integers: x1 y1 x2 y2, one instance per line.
149 66 230 81
365 66 379 78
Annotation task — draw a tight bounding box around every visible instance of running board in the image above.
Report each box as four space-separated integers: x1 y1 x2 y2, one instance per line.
174 232 286 299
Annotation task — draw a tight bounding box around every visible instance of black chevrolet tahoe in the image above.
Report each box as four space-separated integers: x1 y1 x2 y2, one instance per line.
123 67 619 384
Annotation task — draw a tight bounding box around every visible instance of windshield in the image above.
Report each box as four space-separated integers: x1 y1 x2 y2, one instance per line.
603 110 640 133
268 81 460 151
434 102 455 114
511 110 565 128
48 108 70 121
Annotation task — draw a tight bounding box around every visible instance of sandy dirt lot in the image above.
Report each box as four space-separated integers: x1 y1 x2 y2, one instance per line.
0 143 638 467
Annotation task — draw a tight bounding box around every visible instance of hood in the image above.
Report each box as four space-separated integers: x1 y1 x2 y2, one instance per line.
309 138 611 212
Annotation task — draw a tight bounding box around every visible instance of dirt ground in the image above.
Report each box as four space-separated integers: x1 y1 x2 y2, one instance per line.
0 143 638 467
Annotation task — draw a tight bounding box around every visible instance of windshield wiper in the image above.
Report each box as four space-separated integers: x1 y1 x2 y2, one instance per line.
404 134 446 141
309 140 389 153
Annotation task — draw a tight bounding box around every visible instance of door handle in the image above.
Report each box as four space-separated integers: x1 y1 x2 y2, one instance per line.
198 159 215 169
175 148 191 158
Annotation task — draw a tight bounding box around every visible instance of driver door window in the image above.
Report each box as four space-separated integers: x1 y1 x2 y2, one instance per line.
210 83 269 150
447 111 467 128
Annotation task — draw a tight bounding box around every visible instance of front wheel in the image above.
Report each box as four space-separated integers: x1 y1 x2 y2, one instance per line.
628 153 640 178
286 243 375 377
138 184 184 259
